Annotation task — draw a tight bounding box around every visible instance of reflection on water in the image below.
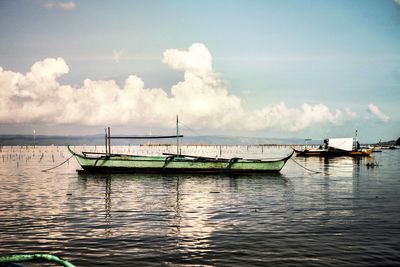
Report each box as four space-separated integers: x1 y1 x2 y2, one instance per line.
104 177 112 236
74 172 291 262
301 156 363 178
0 146 399 266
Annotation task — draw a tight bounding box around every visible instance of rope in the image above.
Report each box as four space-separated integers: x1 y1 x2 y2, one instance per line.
179 121 218 145
228 157 241 169
162 155 176 171
290 157 321 174
178 121 202 136
41 154 74 172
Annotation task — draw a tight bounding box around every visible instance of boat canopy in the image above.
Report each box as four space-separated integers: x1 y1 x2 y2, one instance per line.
328 138 353 151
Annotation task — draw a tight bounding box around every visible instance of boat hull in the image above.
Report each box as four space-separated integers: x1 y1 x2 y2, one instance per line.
69 147 293 174
294 148 372 157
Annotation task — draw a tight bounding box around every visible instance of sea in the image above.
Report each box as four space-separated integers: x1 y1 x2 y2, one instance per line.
0 145 399 267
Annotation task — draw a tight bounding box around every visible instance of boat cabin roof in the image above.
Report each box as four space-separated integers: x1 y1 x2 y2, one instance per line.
328 138 353 151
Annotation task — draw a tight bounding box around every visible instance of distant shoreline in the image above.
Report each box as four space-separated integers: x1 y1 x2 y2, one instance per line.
0 134 397 146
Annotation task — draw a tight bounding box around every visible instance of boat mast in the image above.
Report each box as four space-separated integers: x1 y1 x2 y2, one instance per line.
355 129 359 150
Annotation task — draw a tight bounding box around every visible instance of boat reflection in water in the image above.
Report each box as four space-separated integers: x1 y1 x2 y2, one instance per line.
74 172 291 260
300 155 366 178
292 155 369 220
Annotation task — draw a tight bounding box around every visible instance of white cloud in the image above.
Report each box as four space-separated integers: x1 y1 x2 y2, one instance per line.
345 108 357 119
163 43 212 76
0 43 357 131
44 2 56 9
44 1 76 10
249 102 347 132
368 104 389 122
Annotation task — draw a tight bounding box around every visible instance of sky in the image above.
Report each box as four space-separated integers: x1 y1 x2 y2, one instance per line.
0 0 399 142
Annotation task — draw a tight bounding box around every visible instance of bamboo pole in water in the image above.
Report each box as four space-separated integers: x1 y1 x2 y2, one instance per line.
176 115 179 155
104 128 108 155
108 127 111 155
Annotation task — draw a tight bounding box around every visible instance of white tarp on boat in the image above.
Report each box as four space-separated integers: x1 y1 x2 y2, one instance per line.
328 138 353 151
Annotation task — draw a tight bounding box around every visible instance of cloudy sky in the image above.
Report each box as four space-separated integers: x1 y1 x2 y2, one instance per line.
0 0 399 142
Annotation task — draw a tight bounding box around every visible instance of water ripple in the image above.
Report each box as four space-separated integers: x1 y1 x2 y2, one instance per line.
0 146 399 266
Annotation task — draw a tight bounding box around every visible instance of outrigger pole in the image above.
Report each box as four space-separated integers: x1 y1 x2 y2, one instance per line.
110 135 184 139
103 124 184 156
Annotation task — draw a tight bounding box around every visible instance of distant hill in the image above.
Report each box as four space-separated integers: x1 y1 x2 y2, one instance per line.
1 134 397 146
0 134 317 146
375 138 399 146
0 134 105 146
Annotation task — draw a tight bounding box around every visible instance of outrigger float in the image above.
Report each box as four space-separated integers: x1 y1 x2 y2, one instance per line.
69 117 293 174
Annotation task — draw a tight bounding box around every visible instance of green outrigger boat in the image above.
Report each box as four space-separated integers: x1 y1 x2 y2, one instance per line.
68 146 293 174
68 120 293 174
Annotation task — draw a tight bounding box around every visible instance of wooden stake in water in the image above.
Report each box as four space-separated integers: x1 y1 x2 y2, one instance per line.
176 115 180 155
33 129 36 148
105 128 108 154
108 127 111 155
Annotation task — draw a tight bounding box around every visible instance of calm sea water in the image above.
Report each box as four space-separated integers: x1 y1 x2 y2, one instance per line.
0 145 399 266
